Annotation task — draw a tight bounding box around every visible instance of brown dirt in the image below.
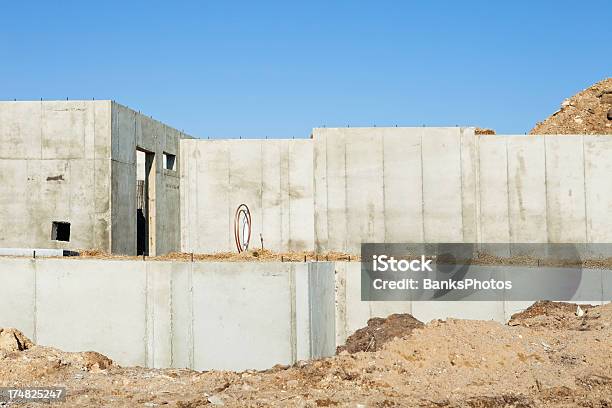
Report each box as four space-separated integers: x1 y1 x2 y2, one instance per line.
530 77 612 134
474 127 496 135
0 328 34 353
71 249 359 262
2 303 611 407
336 313 424 354
508 300 610 331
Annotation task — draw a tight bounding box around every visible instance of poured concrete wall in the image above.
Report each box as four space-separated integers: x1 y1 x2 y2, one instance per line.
0 101 112 251
477 134 612 245
0 258 335 371
313 127 476 253
111 103 190 255
180 139 314 253
313 129 612 253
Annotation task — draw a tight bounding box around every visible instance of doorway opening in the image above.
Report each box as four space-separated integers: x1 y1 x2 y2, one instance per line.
137 149 156 256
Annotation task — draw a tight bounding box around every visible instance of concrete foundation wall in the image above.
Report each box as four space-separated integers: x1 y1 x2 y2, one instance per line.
478 134 612 244
313 129 612 252
111 103 188 255
180 139 314 253
0 101 112 251
0 259 335 371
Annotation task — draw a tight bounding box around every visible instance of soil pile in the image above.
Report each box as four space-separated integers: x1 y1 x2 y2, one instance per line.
1 302 611 407
475 127 496 135
509 300 610 331
336 313 424 354
531 77 612 134
0 328 33 353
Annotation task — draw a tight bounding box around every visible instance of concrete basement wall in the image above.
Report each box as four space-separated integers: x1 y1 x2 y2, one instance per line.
0 259 336 371
111 103 192 255
180 139 314 253
0 101 112 251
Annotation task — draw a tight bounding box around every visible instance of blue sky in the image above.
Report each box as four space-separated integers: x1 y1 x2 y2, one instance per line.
1 1 610 138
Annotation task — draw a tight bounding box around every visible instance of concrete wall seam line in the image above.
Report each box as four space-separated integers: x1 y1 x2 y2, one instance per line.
325 133 330 251
227 145 232 251
288 141 292 251
581 135 589 243
144 262 150 367
343 138 348 251
459 129 465 241
419 130 425 242
92 103 96 245
189 261 194 370
33 259 38 343
169 267 174 368
260 141 264 240
381 134 387 242
475 135 482 244
308 264 313 358
505 138 512 243
543 136 550 243
289 265 297 364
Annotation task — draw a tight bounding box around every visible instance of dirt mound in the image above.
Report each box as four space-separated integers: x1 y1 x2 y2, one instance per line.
531 77 612 134
336 313 424 354
509 300 611 331
0 328 33 353
475 127 496 135
0 328 113 378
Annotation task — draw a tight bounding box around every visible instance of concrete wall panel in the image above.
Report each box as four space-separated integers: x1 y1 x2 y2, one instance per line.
0 259 36 339
191 263 292 370
0 102 42 159
318 130 348 251
345 130 385 253
146 262 180 368
288 141 315 250
507 136 547 243
0 101 112 251
477 136 510 243
180 139 313 253
422 128 464 242
41 101 89 160
313 130 329 252
35 260 147 366
382 129 423 242
110 102 186 255
314 128 470 252
584 136 612 243
460 128 478 242
308 262 336 358
544 136 587 242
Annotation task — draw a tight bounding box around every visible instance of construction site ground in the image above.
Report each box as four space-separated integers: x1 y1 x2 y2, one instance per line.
1 301 610 407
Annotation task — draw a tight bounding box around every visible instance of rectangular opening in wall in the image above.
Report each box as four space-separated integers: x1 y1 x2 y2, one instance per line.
163 152 176 171
137 148 156 256
51 221 71 242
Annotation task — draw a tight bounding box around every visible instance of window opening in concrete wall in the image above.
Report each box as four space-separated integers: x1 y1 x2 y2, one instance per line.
51 221 71 242
163 152 176 170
